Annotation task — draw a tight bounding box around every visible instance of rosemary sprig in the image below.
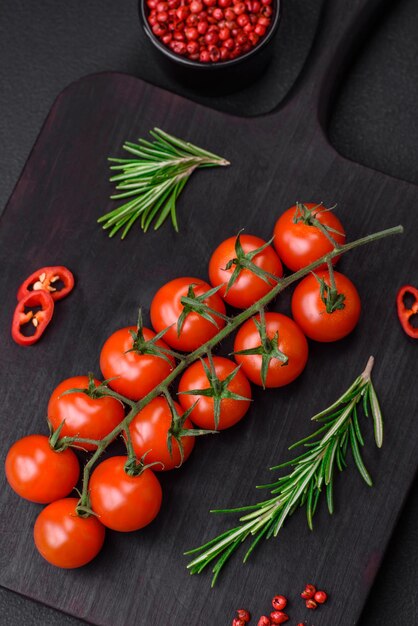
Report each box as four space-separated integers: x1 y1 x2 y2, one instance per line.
185 356 383 586
98 128 229 239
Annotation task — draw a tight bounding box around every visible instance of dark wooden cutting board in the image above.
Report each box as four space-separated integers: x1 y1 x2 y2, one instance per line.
1 0 417 624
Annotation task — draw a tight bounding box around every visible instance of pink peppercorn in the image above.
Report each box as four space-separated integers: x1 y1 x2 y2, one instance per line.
314 590 328 604
270 611 289 624
236 609 251 622
272 596 287 611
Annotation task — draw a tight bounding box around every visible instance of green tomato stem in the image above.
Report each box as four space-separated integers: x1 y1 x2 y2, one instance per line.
76 224 402 511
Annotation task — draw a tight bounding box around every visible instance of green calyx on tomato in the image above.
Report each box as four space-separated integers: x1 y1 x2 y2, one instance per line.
48 419 70 452
164 391 218 466
75 501 97 519
315 263 346 314
209 233 284 310
127 308 180 364
178 283 228 337
291 271 361 343
59 371 111 401
123 451 162 478
223 231 280 295
293 202 344 244
151 277 227 352
178 352 251 429
59 371 130 406
234 309 289 389
273 202 347 272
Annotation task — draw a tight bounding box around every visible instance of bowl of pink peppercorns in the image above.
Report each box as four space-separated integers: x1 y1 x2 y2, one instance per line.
139 0 280 91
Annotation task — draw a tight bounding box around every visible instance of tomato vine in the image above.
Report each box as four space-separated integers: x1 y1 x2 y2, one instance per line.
53 224 403 514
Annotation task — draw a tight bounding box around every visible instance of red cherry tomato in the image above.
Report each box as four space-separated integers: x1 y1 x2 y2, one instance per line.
150 277 226 352
34 498 105 568
89 456 162 532
178 356 252 429
234 312 309 387
48 376 125 450
291 271 361 342
5 434 79 503
100 326 174 400
129 397 195 470
208 234 283 309
273 203 346 271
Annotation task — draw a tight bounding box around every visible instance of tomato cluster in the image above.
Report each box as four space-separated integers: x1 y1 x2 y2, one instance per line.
5 202 361 569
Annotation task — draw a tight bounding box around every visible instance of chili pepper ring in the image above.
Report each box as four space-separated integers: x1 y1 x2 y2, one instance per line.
12 291 55 346
17 266 75 302
397 284 418 339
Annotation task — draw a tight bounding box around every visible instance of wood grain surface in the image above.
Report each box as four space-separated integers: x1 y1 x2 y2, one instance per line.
0 0 417 624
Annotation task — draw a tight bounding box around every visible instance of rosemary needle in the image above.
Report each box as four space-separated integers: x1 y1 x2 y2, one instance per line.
98 128 229 239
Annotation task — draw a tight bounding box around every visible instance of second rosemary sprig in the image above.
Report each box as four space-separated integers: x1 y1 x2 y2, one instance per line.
185 357 383 586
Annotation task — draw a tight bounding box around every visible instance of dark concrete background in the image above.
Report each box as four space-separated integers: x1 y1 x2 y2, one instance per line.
0 0 417 624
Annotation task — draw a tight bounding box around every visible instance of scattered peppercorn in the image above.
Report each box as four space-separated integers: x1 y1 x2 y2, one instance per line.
272 596 287 611
236 609 251 622
270 611 289 624
301 584 316 600
314 590 328 604
146 0 273 62
231 584 328 625
305 599 318 610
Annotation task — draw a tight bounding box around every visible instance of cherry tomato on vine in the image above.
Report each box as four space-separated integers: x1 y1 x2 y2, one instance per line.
34 498 105 568
273 203 346 271
291 270 361 342
234 312 309 387
48 376 125 451
208 234 283 309
150 277 226 352
5 434 79 503
89 456 162 532
100 326 175 400
178 356 252 430
128 397 195 470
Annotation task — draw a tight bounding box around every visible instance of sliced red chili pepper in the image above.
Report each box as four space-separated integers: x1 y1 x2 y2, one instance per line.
17 266 74 302
397 285 418 339
12 291 55 346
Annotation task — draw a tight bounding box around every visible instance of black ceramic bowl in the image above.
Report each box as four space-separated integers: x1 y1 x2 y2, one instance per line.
139 0 281 93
